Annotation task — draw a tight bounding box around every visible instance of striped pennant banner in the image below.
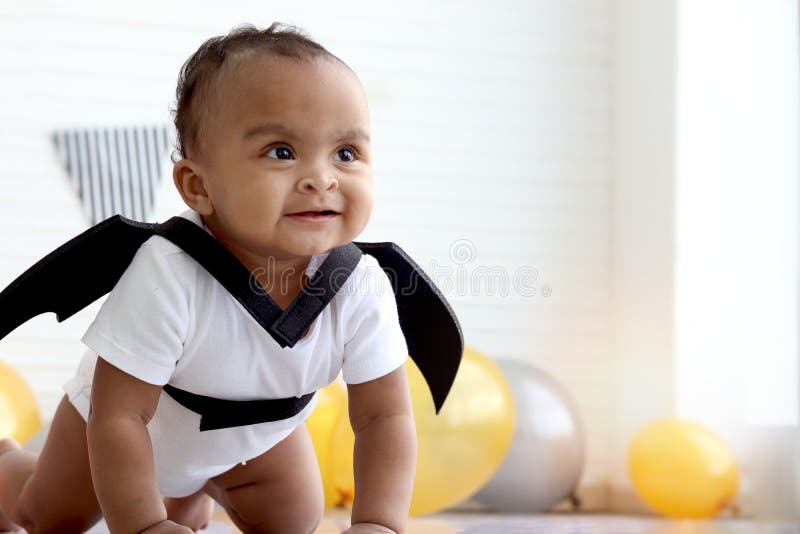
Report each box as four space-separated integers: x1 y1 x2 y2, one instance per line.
52 126 171 224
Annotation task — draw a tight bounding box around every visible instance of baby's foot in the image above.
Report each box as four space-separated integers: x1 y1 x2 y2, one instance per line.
0 439 22 532
0 439 19 458
0 438 17 458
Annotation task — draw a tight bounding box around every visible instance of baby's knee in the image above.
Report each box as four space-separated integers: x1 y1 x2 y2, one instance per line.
226 483 323 534
290 494 324 534
165 492 215 531
14 488 100 534
233 511 323 534
14 503 95 534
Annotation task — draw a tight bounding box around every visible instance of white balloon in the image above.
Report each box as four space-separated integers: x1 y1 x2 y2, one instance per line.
473 359 585 513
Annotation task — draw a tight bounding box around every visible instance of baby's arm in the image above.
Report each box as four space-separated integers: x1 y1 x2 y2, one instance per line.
346 366 417 534
87 357 189 533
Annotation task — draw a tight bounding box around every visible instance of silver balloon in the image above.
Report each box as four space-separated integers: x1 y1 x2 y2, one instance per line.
473 359 585 513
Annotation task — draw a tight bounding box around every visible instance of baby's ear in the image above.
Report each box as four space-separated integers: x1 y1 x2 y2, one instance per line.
173 159 213 215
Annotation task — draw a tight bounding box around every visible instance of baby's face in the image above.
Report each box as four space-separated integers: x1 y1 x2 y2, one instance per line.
189 54 373 264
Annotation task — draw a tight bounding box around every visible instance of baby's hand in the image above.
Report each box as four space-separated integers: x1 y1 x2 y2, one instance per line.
139 519 194 533
342 522 397 534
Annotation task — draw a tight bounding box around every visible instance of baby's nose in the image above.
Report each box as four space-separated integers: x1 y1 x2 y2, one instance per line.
298 174 338 192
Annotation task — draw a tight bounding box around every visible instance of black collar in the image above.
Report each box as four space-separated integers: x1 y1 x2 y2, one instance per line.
155 217 363 348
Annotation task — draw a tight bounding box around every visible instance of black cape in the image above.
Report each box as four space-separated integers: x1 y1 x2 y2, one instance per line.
0 215 463 431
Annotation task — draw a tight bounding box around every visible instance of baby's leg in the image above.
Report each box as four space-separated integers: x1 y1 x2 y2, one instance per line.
164 489 215 531
0 440 26 531
204 424 324 534
0 396 102 533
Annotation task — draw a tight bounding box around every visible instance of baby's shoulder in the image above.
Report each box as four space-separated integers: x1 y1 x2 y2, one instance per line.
352 252 381 275
130 211 204 273
332 252 397 329
126 234 199 285
343 253 392 296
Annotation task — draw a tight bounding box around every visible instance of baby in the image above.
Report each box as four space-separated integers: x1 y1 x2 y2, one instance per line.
0 23 416 534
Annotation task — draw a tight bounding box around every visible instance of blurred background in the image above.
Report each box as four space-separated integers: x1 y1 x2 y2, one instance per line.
0 0 798 521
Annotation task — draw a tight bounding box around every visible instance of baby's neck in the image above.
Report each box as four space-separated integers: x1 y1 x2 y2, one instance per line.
252 264 311 311
199 215 314 304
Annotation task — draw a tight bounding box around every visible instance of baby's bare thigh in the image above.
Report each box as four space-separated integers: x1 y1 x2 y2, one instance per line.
16 396 102 533
205 424 324 533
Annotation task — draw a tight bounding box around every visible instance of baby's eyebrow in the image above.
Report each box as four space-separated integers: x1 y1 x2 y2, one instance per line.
333 128 370 144
243 122 293 140
242 122 370 144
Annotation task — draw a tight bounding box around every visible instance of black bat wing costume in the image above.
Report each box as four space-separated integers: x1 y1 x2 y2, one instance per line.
0 216 463 431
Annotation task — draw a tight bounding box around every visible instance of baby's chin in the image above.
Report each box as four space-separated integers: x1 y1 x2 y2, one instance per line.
278 238 352 259
262 223 367 259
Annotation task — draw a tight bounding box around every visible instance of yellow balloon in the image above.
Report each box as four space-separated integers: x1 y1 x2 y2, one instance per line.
0 361 41 445
306 381 348 508
628 418 739 518
329 346 515 515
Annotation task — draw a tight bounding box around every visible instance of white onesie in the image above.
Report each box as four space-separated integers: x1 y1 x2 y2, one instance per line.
64 210 409 497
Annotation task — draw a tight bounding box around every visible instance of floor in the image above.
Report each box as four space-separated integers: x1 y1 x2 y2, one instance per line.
309 513 800 534
48 509 795 534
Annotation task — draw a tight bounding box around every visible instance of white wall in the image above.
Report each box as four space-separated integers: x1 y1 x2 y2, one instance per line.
675 0 800 517
609 0 800 517
676 0 799 430
610 0 676 506
609 0 677 510
0 0 614 506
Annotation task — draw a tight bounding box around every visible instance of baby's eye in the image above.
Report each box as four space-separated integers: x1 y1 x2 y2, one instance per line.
265 146 294 160
333 147 355 163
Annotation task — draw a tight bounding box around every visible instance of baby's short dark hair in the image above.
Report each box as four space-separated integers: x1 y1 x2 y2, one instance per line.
172 22 337 160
